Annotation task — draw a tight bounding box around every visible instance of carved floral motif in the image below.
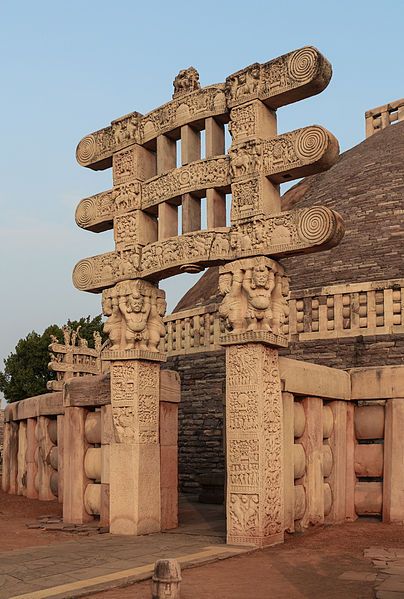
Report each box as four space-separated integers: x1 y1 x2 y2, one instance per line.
229 494 259 536
262 347 283 536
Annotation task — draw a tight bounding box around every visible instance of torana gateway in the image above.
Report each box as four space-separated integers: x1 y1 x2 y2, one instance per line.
3 49 404 549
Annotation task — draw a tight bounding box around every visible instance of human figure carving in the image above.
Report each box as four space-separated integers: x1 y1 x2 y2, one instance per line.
271 273 289 334
62 325 71 346
119 288 150 350
243 263 275 331
148 295 167 352
218 270 246 334
102 280 166 352
219 258 288 335
103 291 122 350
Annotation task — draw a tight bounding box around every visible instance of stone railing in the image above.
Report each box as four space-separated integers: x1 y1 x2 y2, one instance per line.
2 392 64 501
2 371 180 531
365 98 404 137
3 359 404 530
162 304 224 356
281 360 404 527
287 278 404 341
163 279 404 356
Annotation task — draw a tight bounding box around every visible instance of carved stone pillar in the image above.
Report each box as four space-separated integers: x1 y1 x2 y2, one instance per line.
224 343 284 547
108 358 163 534
220 257 288 547
102 278 167 535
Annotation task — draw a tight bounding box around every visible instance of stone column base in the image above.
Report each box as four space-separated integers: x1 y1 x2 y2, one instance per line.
110 443 161 535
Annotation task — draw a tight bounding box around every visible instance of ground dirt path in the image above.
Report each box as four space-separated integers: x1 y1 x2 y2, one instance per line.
89 521 404 599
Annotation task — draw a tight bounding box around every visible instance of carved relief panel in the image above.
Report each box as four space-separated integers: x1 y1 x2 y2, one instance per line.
102 279 166 356
110 360 159 444
219 256 289 347
226 344 283 546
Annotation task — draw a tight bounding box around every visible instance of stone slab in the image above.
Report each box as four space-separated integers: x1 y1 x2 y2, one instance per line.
350 366 404 400
279 357 351 400
4 393 63 422
63 374 110 408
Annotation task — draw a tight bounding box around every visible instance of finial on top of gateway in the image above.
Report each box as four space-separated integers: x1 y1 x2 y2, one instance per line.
172 66 200 98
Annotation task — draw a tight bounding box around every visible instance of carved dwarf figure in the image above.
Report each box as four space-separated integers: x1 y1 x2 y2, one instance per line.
103 289 122 350
119 287 150 350
102 280 166 353
271 273 290 334
243 262 275 331
219 269 247 334
219 257 288 337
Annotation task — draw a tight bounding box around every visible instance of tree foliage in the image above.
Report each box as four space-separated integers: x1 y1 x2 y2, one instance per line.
0 315 105 403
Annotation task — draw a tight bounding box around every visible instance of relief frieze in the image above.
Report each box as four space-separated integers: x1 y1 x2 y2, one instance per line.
75 181 141 232
142 156 230 209
76 85 227 169
230 125 338 183
225 46 332 109
72 206 344 291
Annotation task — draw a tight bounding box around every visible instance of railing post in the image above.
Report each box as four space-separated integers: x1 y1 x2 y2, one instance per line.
63 407 93 523
383 398 404 523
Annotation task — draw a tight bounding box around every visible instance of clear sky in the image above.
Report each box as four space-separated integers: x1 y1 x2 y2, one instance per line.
0 0 402 401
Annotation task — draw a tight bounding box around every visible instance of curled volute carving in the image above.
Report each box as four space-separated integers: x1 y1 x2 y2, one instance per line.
219 257 289 337
102 280 166 352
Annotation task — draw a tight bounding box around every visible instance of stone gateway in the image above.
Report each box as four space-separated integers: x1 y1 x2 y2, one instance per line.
72 46 343 546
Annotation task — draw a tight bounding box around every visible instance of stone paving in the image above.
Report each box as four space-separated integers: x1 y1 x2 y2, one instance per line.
1 495 404 599
0 531 247 599
365 546 404 598
0 499 249 599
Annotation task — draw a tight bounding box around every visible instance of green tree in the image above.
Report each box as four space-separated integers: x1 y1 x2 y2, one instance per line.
0 315 105 403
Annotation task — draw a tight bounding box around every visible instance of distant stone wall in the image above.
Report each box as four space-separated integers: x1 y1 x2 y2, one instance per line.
282 335 404 369
165 351 225 494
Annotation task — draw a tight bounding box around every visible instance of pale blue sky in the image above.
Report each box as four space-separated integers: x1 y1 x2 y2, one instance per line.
0 0 403 398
